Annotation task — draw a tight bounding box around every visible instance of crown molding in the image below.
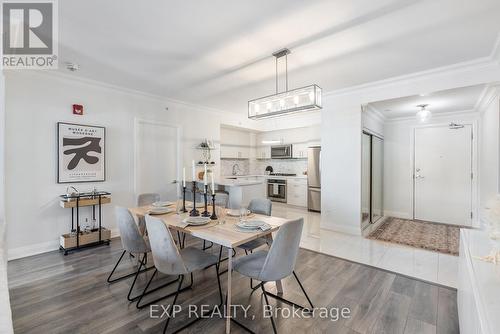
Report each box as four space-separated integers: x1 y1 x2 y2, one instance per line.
474 83 500 114
3 70 233 117
364 104 386 123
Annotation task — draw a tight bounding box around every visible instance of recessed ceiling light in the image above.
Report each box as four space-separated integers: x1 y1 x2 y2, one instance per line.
65 62 80 72
419 93 428 97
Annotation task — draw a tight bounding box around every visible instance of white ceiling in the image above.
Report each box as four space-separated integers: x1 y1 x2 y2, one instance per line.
368 84 487 119
58 0 500 114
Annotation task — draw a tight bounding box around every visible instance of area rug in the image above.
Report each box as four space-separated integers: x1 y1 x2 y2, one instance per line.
368 217 460 256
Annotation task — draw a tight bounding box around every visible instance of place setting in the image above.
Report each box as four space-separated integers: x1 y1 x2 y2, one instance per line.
147 201 176 215
179 216 218 229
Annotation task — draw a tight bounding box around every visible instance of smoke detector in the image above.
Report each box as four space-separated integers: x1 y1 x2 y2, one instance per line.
65 62 80 72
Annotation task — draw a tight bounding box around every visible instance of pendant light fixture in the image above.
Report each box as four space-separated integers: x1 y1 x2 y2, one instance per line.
248 48 322 119
416 104 432 123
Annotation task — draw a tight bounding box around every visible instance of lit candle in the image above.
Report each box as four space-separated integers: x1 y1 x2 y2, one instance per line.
211 172 215 195
192 160 195 180
204 164 208 186
182 167 186 187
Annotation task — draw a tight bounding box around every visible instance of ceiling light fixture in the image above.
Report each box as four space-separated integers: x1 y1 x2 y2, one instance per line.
248 48 322 119
416 104 432 123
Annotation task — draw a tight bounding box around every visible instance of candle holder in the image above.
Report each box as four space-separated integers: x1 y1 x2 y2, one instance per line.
181 186 187 213
189 181 200 217
201 185 210 217
210 193 218 220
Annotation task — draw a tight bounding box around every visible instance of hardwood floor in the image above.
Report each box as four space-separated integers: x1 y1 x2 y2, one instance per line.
7 237 459 334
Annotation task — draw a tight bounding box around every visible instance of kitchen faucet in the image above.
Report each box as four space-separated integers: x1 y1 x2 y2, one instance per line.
232 163 241 176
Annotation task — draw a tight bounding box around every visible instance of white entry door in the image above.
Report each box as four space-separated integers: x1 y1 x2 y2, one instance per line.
135 120 179 201
414 124 472 226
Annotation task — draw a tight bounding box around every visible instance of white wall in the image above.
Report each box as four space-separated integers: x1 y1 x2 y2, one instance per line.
4 71 251 259
321 98 363 234
383 112 479 219
478 86 500 214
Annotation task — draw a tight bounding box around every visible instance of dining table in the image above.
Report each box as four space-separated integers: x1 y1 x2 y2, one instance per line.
128 203 289 333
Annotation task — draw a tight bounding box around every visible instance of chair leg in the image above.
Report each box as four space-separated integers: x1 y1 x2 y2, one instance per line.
203 240 213 250
260 273 314 312
107 250 154 284
163 275 185 334
176 231 186 249
126 253 147 301
293 271 314 309
107 250 126 282
135 270 191 309
261 284 278 334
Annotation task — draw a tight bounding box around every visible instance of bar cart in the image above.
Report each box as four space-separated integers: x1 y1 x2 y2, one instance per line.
59 191 112 255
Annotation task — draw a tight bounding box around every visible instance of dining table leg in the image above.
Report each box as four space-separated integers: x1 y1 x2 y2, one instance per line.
226 246 232 334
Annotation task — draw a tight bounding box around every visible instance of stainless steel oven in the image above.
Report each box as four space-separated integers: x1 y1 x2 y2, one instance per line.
271 145 292 159
267 179 287 203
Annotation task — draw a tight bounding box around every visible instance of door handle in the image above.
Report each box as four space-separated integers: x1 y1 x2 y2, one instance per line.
415 174 425 179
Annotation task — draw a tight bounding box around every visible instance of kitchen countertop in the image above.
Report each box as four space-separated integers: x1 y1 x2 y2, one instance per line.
184 174 307 188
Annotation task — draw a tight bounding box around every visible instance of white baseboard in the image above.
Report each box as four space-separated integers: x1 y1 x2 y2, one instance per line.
7 240 58 261
383 210 412 219
7 228 120 261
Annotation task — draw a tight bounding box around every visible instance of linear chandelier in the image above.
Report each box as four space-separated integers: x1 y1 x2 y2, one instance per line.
248 48 322 120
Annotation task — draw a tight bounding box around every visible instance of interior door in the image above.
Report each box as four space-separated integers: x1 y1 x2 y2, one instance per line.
414 124 472 226
135 120 179 201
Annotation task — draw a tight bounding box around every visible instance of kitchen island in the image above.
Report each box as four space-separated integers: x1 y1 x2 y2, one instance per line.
217 176 267 209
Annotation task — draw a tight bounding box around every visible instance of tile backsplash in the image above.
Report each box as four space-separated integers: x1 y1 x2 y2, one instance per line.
220 158 307 176
252 159 308 176
220 159 250 176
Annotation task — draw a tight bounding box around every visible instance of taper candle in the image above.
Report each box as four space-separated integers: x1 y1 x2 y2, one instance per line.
211 172 215 194
192 160 195 180
183 167 186 187
204 164 208 186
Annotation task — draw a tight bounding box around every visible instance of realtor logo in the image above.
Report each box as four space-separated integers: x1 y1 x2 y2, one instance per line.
1 0 58 69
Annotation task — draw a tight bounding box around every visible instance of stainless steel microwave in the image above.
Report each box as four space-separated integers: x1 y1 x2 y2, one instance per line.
271 145 292 159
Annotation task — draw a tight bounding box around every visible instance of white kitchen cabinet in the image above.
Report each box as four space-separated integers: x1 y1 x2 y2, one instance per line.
256 146 271 159
292 143 308 159
286 178 307 207
220 145 249 159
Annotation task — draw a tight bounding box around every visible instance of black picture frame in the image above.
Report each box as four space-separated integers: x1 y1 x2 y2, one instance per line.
57 122 106 183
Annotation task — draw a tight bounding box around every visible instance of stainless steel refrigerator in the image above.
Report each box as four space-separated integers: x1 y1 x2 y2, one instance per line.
307 146 321 212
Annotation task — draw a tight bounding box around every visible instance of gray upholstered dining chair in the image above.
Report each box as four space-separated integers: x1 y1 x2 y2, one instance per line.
234 198 273 288
232 218 314 333
140 215 223 334
137 193 161 206
107 207 154 301
136 193 161 235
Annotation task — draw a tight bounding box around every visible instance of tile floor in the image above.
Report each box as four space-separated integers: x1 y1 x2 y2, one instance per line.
271 203 459 288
